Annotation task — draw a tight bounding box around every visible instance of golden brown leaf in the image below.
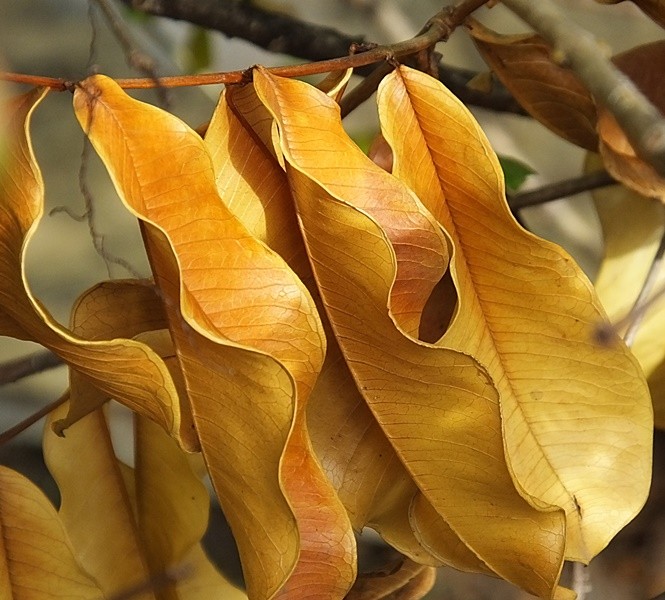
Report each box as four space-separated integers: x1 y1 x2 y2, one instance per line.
73 74 355 600
468 19 598 150
379 66 652 565
598 41 665 200
253 68 565 598
345 559 435 600
0 89 184 444
0 466 103 600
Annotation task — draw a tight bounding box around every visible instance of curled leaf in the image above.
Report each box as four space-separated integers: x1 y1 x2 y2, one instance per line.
468 18 598 150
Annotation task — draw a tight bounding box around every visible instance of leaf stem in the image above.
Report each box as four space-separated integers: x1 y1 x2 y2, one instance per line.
501 0 665 179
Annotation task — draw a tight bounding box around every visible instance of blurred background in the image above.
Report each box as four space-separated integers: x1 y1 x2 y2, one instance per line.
1 1 664 598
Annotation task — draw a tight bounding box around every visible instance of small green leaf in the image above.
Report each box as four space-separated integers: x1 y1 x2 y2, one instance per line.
498 155 536 192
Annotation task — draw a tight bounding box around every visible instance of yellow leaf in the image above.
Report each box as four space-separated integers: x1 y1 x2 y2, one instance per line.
589 152 665 428
253 68 565 598
379 66 652 563
52 280 198 451
468 19 598 150
73 74 355 600
43 403 155 599
0 465 103 599
252 66 449 339
345 558 435 600
0 89 184 444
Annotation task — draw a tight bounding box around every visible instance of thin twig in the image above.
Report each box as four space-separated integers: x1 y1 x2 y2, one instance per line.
623 224 665 347
501 0 665 179
0 390 69 446
91 0 170 108
509 170 616 210
0 350 63 385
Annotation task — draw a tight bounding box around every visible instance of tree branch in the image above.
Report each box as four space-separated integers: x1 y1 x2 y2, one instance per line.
116 0 524 113
0 350 63 386
501 0 665 178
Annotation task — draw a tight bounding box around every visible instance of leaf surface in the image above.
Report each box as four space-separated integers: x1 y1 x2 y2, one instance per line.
0 466 103 600
378 66 652 563
0 89 184 444
253 68 566 598
73 74 355 600
468 19 598 150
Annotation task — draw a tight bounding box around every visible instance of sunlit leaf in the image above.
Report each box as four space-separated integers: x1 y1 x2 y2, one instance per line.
0 466 103 599
253 67 566 598
468 18 598 150
597 41 665 200
378 66 652 566
0 89 184 444
589 153 665 428
73 74 355 600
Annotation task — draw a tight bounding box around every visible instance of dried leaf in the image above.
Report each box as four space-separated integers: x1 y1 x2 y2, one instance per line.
253 68 565 598
468 19 598 150
589 152 665 428
345 559 435 600
0 89 184 443
43 403 155 599
379 66 652 566
73 74 355 600
597 41 665 200
0 466 103 599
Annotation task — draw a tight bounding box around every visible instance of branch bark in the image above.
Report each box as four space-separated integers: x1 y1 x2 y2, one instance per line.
118 0 524 113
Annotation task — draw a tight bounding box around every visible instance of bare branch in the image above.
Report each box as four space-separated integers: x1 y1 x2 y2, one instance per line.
0 350 63 386
509 170 616 210
0 390 69 446
501 0 665 178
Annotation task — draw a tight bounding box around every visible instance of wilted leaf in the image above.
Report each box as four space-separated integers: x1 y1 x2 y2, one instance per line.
253 68 566 598
0 88 184 444
597 41 665 200
378 66 651 566
589 153 665 428
468 18 598 150
0 465 103 599
73 74 355 600
206 81 439 566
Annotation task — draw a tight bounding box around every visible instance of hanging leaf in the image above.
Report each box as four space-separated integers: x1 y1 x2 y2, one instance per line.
73 74 355 600
468 18 598 150
0 88 185 444
597 41 665 200
377 66 651 567
588 152 665 429
345 558 436 600
253 67 568 599
0 466 104 600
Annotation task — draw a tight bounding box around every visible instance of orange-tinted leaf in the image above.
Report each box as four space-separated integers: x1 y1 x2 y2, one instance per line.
206 80 435 566
254 68 564 598
598 41 665 200
0 466 103 600
73 74 355 600
379 66 651 567
252 66 449 338
0 89 184 444
468 19 598 150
